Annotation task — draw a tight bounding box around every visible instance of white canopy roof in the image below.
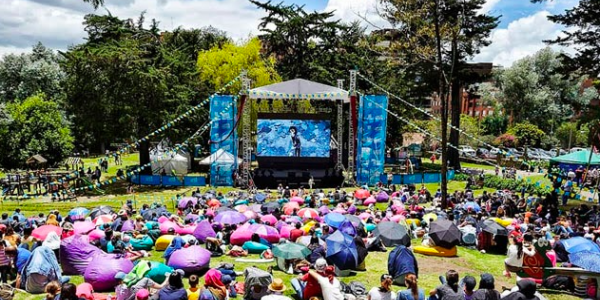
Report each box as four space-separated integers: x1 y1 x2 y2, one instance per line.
248 78 349 102
199 149 242 166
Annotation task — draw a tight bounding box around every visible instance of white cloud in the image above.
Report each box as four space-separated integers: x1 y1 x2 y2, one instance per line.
473 10 569 67
478 0 502 14
324 0 389 29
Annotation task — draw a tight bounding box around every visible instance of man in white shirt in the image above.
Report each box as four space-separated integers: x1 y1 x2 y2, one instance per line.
262 278 292 300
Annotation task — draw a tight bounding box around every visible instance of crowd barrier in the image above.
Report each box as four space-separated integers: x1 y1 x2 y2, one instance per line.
379 170 455 185
130 175 207 187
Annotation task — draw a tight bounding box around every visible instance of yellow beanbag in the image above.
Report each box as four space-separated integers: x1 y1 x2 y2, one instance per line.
155 235 175 251
413 245 457 257
492 218 513 228
406 219 421 227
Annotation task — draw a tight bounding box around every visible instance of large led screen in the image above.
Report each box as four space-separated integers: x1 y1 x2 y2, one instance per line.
257 119 331 157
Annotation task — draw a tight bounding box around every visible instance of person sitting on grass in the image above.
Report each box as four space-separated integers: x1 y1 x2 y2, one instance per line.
429 270 463 300
462 276 476 300
472 273 500 300
397 274 425 300
367 274 396 300
187 275 200 300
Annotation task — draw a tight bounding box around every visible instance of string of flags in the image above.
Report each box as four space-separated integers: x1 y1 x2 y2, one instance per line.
247 90 347 99
50 75 243 185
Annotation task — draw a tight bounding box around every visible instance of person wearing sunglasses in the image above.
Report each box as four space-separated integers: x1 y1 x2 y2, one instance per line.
368 274 396 300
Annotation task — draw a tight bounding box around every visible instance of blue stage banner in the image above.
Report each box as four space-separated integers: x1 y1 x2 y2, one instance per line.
356 95 388 186
163 176 183 186
183 176 206 186
424 173 441 183
209 95 238 186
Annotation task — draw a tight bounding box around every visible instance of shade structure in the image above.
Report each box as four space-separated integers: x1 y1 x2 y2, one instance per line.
248 78 349 101
32 225 63 241
297 208 319 220
354 189 370 200
89 206 114 219
68 207 89 220
563 237 600 254
481 219 508 236
214 211 247 225
326 231 359 270
198 149 242 166
178 197 197 209
324 213 345 228
272 242 311 260
569 251 600 273
429 219 461 249
373 222 410 247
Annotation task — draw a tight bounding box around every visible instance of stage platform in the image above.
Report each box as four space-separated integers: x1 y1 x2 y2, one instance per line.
252 168 344 189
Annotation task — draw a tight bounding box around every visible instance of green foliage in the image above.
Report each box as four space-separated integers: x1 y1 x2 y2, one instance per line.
197 38 281 93
507 122 545 146
494 133 517 147
0 43 64 103
415 114 483 148
0 94 74 168
481 114 508 136
482 174 548 196
555 122 589 148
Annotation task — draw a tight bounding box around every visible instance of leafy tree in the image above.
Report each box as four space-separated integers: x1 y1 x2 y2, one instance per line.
83 0 104 9
482 114 508 136
0 94 73 168
507 122 545 146
0 43 64 103
556 122 590 149
494 133 517 147
496 48 597 132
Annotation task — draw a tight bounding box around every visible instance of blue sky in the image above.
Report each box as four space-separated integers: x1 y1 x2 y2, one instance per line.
0 0 579 67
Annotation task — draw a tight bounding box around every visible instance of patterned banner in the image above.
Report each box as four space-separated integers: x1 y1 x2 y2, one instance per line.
356 95 388 186
209 95 238 186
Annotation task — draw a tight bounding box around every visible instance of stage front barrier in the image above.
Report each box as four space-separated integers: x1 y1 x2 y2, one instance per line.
210 95 238 187
356 95 389 186
130 175 206 186
379 171 456 185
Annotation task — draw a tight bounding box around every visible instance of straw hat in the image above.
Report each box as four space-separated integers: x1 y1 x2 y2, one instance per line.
268 278 286 292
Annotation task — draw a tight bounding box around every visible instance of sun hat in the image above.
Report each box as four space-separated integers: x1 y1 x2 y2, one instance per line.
268 278 286 292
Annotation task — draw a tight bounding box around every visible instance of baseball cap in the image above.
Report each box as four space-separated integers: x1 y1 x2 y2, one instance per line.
114 272 126 280
174 269 185 276
315 258 327 272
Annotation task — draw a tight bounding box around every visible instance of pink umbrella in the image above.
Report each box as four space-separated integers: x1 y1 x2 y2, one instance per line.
390 215 406 223
235 205 249 213
359 212 372 220
363 196 376 205
318 205 330 215
261 214 278 225
178 197 197 209
93 215 113 226
249 224 280 243
283 202 300 215
73 221 96 235
333 207 347 214
354 189 370 199
290 196 304 205
32 225 63 241
208 199 221 208
297 208 319 220
243 210 257 220
279 225 293 239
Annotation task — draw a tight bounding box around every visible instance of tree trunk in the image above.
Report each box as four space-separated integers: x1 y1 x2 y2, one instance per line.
449 73 462 170
434 0 448 209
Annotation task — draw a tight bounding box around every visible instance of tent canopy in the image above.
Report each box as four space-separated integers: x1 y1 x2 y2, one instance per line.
248 78 349 101
550 150 600 166
199 149 241 166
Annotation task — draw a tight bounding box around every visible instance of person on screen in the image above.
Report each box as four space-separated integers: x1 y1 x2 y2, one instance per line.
289 126 301 157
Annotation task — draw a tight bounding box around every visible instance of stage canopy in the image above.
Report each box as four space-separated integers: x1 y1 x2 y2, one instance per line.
550 150 600 166
248 78 349 101
199 149 242 166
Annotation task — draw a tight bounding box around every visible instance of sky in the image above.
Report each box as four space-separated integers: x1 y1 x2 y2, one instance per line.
0 0 580 67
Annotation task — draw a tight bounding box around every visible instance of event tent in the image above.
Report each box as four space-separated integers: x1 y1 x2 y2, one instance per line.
549 150 600 170
248 78 349 101
198 149 241 166
150 149 190 175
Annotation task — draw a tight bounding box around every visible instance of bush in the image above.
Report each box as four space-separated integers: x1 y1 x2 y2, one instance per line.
481 174 549 195
495 133 517 147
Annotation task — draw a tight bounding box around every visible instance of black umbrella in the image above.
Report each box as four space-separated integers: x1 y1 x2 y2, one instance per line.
262 202 281 213
142 208 170 221
89 205 114 219
429 219 461 249
373 222 410 247
481 219 508 236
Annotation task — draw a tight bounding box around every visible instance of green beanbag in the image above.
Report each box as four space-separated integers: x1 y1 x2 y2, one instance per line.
130 236 154 251
242 241 269 254
146 262 173 283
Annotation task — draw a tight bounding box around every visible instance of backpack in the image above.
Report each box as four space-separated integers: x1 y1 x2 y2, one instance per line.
542 275 574 292
200 288 217 300
347 281 367 296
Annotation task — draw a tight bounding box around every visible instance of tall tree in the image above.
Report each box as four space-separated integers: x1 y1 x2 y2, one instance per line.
83 0 104 9
0 43 64 103
379 0 498 206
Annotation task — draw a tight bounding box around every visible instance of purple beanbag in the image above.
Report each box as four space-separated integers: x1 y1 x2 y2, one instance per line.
60 235 103 275
167 246 211 274
84 254 134 291
193 220 216 243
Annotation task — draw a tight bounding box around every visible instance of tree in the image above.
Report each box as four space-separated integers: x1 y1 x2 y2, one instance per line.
482 114 508 136
0 94 74 168
0 43 64 103
496 48 597 132
556 122 590 149
83 0 104 9
507 122 545 146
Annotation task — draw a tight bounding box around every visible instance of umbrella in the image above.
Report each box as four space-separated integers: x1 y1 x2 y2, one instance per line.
263 202 281 214
249 224 279 236
324 213 345 228
254 193 267 203
208 199 221 208
214 211 247 225
216 207 234 213
297 208 319 220
337 220 357 236
318 205 331 215
481 219 508 236
235 205 249 213
193 220 216 242
93 215 113 225
272 242 311 260
326 231 359 270
346 215 363 228
373 221 410 247
376 191 389 202
73 221 96 235
423 213 438 223
178 197 197 209
89 205 113 219
283 202 300 215
358 212 372 221
243 210 258 220
260 214 278 225
429 219 461 249
563 237 600 254
185 214 199 223
297 235 326 247
32 225 63 241
569 251 600 273
354 189 370 200
464 201 481 213
68 207 89 220
290 196 304 205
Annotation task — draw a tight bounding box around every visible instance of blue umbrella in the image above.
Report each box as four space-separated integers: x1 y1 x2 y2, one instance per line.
464 201 481 212
563 237 600 254
324 213 345 228
337 220 357 236
569 251 600 273
11 214 26 223
68 207 89 220
326 231 358 270
255 193 266 203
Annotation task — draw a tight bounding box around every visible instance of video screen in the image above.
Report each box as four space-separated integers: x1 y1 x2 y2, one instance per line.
257 118 331 158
